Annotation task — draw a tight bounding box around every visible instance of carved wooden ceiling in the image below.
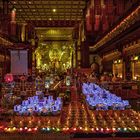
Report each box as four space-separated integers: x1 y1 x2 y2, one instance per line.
7 0 86 24
0 0 139 48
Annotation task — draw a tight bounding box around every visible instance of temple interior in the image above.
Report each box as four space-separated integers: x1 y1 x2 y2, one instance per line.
0 0 140 140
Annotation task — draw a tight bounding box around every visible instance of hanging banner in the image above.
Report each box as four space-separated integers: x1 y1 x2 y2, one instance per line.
101 0 108 32
94 0 101 15
116 0 124 15
108 15 115 25
90 0 95 31
102 16 109 32
106 0 114 14
11 50 28 75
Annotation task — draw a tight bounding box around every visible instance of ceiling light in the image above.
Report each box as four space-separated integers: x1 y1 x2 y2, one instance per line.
53 9 56 12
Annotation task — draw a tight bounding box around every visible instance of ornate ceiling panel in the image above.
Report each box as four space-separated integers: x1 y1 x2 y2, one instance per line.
35 27 74 41
8 0 86 23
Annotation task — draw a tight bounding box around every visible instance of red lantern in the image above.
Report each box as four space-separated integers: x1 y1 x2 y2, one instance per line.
86 9 92 31
4 73 14 83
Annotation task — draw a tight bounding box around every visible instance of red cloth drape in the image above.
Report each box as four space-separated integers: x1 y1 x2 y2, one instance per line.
94 0 101 15
101 4 108 32
94 15 101 31
106 0 114 14
108 15 115 25
102 16 108 32
90 8 94 30
90 0 95 31
94 0 101 31
116 0 124 15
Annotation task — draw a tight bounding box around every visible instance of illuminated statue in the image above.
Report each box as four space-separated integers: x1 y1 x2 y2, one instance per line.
35 41 74 73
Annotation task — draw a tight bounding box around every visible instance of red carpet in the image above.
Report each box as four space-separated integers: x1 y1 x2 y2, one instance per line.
70 86 79 102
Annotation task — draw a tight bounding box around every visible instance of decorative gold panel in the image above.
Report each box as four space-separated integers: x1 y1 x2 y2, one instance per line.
35 41 74 73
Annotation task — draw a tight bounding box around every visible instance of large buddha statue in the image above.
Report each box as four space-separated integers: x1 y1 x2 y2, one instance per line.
49 48 61 70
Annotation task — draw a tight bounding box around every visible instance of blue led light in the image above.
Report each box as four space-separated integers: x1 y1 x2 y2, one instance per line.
14 96 62 115
82 83 130 110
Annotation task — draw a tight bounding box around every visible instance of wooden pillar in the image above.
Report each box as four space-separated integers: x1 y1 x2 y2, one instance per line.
71 52 74 69
32 50 36 80
81 40 89 68
28 48 32 74
2 0 10 35
25 25 28 42
75 40 81 68
1 47 5 80
123 55 132 80
77 44 81 68
7 50 10 73
10 8 16 36
17 24 22 42
21 23 26 42
75 41 90 68
2 0 8 15
72 48 76 68
3 48 7 76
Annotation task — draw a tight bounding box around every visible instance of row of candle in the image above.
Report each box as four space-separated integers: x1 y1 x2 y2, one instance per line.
1 103 140 134
0 126 139 133
6 117 61 129
61 103 140 133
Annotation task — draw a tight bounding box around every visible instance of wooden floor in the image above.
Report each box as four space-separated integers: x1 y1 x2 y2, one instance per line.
0 134 140 140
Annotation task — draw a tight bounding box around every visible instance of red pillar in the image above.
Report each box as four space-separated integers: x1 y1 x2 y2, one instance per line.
81 41 89 68
10 8 16 36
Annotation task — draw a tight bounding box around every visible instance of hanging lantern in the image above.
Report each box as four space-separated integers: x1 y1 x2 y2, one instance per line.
4 73 14 83
86 9 92 31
